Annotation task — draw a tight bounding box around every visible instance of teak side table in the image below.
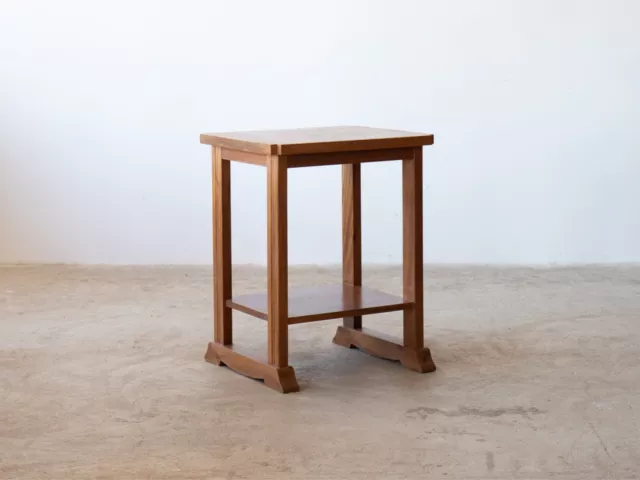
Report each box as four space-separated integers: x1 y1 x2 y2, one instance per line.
200 126 436 393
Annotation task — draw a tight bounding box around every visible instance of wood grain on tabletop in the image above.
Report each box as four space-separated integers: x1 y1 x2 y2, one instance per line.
201 126 434 155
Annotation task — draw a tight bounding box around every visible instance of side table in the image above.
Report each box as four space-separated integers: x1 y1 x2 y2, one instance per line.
200 126 435 393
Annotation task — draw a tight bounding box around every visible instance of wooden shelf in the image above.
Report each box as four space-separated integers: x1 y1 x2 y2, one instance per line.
227 285 410 324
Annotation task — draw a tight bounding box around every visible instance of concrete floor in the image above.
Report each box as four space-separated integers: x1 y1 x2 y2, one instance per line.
1 265 639 479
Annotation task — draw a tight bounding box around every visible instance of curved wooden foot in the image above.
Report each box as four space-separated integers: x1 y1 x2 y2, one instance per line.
205 342 300 393
333 326 436 373
400 347 436 373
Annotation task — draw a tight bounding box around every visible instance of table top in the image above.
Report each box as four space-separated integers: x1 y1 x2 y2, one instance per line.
200 126 434 155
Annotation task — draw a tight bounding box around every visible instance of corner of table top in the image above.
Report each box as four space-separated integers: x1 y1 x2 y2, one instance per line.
200 133 277 154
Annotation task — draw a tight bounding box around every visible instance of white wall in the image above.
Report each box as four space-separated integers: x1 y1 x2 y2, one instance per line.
1 0 639 265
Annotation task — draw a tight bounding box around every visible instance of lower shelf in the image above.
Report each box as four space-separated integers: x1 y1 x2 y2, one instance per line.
227 285 410 324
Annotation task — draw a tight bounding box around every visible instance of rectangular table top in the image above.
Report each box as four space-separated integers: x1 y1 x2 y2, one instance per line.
200 126 434 155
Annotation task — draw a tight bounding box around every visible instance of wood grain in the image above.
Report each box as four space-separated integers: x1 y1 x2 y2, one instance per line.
267 154 288 367
220 148 268 166
201 126 434 155
287 147 413 168
212 147 232 345
333 326 403 359
342 163 362 329
205 343 300 393
227 285 409 324
402 146 424 351
203 127 436 392
332 326 436 373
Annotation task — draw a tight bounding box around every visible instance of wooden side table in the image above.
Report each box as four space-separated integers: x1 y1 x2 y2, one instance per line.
200 126 435 393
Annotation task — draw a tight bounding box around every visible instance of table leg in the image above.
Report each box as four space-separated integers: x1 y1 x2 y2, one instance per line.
342 163 362 329
205 152 299 394
266 154 299 392
212 146 232 345
401 146 436 372
333 149 435 373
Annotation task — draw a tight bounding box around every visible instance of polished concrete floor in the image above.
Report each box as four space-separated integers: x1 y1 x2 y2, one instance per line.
1 265 639 479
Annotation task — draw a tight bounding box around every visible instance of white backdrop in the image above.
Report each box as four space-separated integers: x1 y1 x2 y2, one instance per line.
1 0 639 265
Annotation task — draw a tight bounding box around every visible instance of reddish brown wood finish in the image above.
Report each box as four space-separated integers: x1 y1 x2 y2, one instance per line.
200 126 434 155
287 147 414 168
342 163 363 329
205 343 299 393
212 147 232 345
332 326 436 373
220 147 268 166
227 285 409 324
402 147 424 351
202 127 435 393
267 154 289 368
